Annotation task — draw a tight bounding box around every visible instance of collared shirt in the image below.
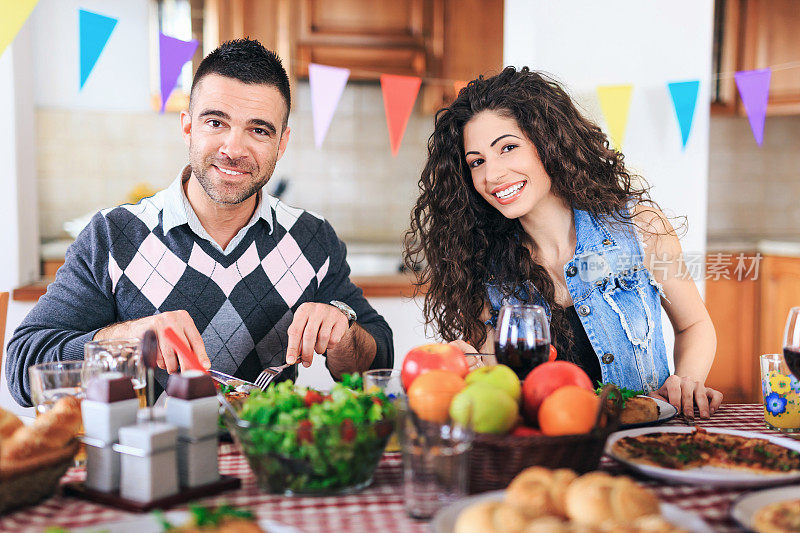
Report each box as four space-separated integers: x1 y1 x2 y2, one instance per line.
161 165 274 255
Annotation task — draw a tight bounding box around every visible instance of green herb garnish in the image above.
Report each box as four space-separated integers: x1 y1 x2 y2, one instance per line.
595 381 644 408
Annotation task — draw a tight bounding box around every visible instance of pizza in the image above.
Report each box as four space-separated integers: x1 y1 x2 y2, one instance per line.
753 499 800 533
611 427 800 473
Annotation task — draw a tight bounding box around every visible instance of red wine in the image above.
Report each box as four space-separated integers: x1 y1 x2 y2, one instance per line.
494 340 549 379
784 347 800 379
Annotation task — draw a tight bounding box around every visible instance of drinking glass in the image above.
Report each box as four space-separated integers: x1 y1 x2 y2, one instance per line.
29 360 87 464
84 339 146 407
363 369 404 452
782 307 800 380
760 353 800 433
400 395 472 519
494 304 550 379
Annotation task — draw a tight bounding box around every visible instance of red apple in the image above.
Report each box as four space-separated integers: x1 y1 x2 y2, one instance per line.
521 361 593 424
401 343 468 391
511 425 543 437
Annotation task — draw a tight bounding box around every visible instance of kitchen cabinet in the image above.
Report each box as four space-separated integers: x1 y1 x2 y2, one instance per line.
713 0 800 115
204 0 503 112
705 254 800 403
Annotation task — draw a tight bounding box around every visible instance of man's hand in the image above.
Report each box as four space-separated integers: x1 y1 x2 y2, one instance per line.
286 303 350 367
650 375 723 419
94 310 211 373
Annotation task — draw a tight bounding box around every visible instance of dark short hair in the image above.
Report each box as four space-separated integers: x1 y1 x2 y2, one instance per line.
190 38 291 125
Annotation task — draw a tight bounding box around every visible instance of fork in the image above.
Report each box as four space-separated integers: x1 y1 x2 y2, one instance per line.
253 361 299 390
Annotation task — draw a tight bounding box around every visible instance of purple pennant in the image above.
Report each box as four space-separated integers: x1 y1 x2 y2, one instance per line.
159 33 199 113
734 68 771 145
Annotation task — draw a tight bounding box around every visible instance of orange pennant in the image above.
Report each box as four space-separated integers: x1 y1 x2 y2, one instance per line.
380 74 422 156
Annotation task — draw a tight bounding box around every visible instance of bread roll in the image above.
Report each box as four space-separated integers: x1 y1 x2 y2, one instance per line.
608 477 660 522
565 472 660 526
506 467 577 519
522 517 572 533
455 501 503 533
493 502 529 533
0 396 81 463
0 408 23 440
618 397 659 425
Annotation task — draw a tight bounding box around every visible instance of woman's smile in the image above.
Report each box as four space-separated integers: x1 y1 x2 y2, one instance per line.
491 180 527 204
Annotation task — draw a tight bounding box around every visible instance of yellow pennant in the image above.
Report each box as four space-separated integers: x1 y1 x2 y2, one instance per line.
0 0 40 58
596 84 634 151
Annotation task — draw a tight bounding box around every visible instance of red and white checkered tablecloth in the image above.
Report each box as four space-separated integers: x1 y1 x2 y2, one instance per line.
0 404 794 533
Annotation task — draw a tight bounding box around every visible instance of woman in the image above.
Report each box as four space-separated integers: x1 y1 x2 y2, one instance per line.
404 67 721 419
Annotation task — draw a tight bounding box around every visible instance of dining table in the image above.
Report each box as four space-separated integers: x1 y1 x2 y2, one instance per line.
0 403 795 533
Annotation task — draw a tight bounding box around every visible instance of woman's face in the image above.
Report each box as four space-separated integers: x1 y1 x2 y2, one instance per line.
463 110 553 219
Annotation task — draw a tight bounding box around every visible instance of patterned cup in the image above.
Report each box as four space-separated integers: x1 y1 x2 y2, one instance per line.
760 353 800 433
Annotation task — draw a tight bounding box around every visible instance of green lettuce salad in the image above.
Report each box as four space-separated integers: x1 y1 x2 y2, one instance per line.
223 374 396 494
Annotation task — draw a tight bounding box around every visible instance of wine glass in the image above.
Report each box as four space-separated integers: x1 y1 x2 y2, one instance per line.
783 307 800 379
494 304 551 379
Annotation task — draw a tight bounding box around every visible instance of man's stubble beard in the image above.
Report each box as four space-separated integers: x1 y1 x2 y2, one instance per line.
189 143 278 205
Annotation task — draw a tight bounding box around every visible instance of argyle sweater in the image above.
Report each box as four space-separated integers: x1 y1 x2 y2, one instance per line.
6 192 393 406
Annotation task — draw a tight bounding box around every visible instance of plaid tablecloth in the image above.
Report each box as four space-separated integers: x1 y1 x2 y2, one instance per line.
0 403 794 533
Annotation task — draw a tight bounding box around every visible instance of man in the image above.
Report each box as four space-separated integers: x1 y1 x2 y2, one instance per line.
6 39 393 406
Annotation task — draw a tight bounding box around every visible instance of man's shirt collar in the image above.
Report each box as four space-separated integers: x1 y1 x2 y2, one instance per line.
162 165 274 253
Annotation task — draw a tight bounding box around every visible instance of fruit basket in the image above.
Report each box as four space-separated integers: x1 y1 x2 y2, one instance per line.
467 385 622 493
0 440 80 514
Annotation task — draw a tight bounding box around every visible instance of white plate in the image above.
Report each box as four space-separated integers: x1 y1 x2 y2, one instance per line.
72 511 299 533
605 426 800 487
619 396 678 429
430 490 713 533
730 486 800 531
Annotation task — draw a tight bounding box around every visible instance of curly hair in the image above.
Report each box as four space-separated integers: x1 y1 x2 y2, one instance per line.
404 66 668 353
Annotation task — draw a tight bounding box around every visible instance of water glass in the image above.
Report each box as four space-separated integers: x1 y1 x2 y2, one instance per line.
363 369 403 452
400 397 472 519
84 339 146 407
29 361 86 415
760 353 800 433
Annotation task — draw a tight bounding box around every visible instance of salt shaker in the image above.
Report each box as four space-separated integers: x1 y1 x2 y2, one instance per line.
165 370 220 487
81 373 138 492
116 422 179 502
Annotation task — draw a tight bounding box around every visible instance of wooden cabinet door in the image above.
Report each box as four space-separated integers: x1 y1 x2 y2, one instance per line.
758 256 800 360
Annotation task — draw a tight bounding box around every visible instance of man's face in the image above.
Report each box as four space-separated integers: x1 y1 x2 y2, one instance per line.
181 74 290 205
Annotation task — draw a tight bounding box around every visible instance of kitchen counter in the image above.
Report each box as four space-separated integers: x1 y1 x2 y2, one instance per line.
13 273 420 302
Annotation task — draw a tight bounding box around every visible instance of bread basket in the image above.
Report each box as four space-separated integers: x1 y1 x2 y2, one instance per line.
0 440 80 514
467 384 621 493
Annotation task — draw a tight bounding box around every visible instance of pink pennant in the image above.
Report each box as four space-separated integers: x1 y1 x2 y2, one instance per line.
734 68 771 145
309 63 351 148
380 74 422 157
159 33 199 113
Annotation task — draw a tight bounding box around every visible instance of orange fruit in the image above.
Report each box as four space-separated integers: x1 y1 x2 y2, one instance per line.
408 370 466 423
538 385 600 436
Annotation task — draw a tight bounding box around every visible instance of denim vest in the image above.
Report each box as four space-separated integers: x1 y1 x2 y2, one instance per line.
486 207 670 392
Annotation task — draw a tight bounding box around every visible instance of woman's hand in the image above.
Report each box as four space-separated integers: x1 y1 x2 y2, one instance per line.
650 375 723 419
448 340 483 370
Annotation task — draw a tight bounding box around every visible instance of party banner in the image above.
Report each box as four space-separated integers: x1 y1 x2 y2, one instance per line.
309 63 350 147
667 80 700 149
735 68 771 145
596 84 634 151
159 33 199 113
380 74 422 156
0 0 39 58
79 9 118 89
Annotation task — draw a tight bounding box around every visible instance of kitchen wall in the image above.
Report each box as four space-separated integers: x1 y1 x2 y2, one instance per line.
708 115 800 240
36 81 431 245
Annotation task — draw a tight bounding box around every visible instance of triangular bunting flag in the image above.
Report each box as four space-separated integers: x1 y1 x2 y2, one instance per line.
667 80 700 149
380 74 422 156
79 9 118 89
596 84 634 151
0 0 39 59
159 33 199 113
734 68 771 145
309 63 351 147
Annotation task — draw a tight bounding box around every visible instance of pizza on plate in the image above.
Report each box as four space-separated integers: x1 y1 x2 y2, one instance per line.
753 499 800 533
611 427 800 473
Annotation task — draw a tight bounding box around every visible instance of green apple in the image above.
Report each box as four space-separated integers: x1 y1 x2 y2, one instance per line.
449 383 519 434
465 364 521 402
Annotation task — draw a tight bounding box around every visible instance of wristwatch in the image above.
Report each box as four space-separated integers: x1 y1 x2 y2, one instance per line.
329 300 357 328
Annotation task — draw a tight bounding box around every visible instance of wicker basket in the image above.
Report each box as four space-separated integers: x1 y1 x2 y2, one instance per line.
0 441 80 515
468 385 621 493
